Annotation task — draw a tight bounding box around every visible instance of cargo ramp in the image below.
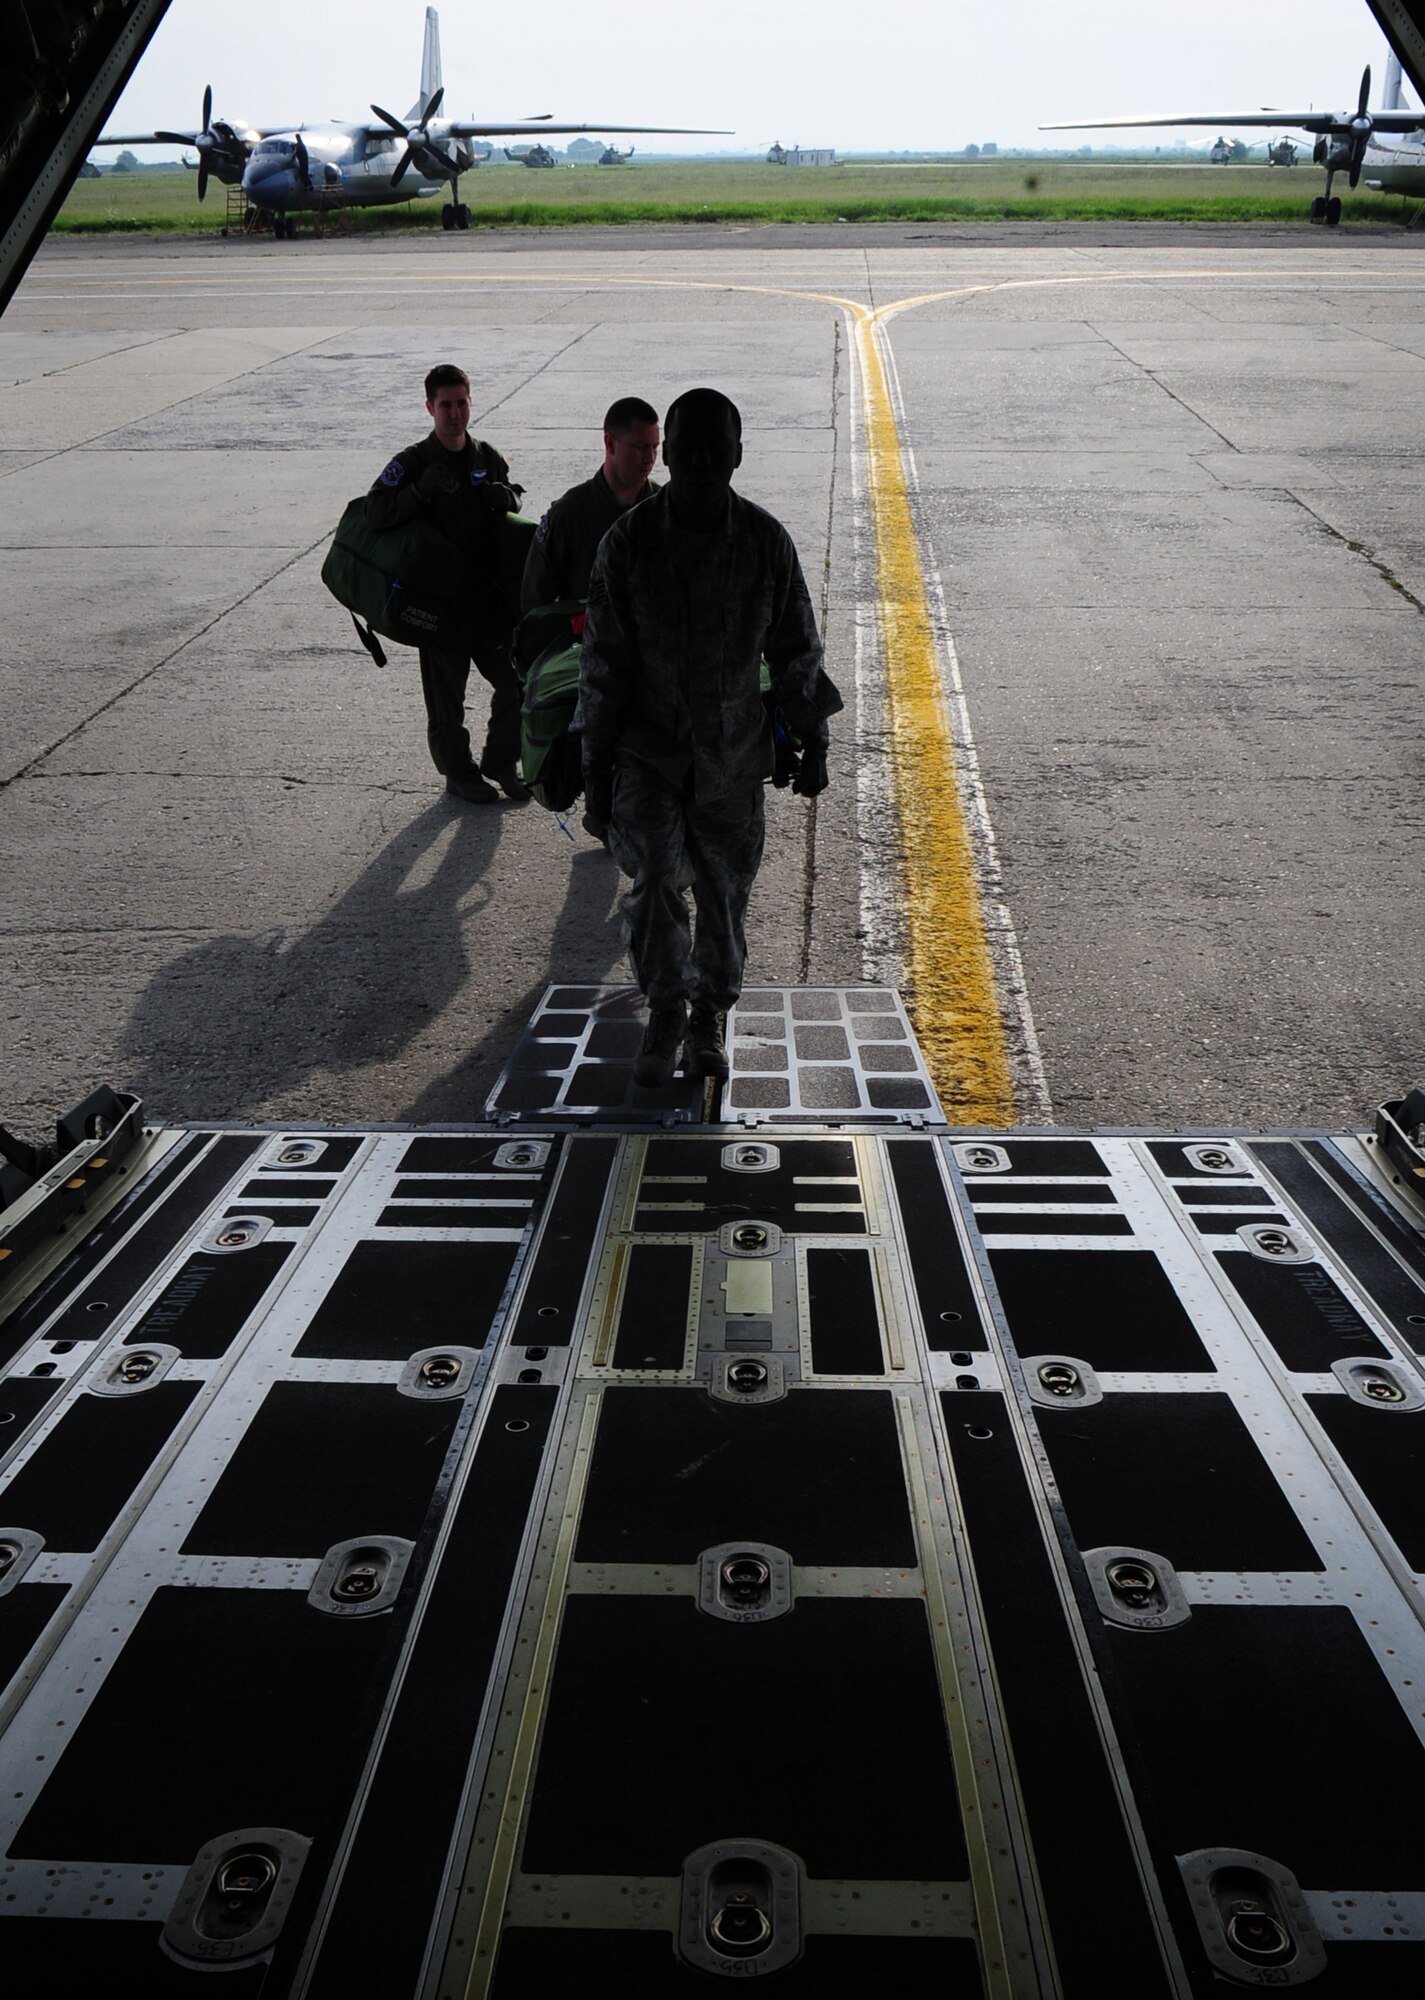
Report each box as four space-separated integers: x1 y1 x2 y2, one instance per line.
2 987 1425 1996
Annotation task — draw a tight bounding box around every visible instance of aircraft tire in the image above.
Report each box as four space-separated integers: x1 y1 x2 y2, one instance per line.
1326 196 1342 227
1310 196 1327 223
455 204 471 230
440 205 453 230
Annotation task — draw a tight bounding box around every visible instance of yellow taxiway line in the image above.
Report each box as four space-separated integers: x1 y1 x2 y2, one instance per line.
850 300 1016 1123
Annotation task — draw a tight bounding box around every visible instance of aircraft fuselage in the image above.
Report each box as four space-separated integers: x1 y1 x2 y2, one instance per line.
1361 134 1425 195
241 125 443 213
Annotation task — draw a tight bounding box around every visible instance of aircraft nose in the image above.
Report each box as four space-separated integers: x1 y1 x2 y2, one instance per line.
243 153 288 190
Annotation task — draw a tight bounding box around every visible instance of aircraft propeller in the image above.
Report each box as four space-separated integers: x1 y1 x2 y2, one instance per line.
156 85 244 201
371 88 448 187
1348 63 1373 186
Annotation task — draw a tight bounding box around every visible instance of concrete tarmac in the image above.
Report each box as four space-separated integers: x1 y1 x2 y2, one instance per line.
2 229 1422 1134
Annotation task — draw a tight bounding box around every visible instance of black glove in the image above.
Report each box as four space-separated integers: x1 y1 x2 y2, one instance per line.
416 461 458 502
792 745 828 798
476 480 521 516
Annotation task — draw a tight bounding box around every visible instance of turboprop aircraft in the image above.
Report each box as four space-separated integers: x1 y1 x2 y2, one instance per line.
1042 52 1425 226
93 6 725 234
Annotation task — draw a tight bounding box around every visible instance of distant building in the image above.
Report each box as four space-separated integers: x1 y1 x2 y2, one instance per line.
766 143 836 166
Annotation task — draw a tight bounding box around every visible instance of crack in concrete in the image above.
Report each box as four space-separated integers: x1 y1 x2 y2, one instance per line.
0 532 333 792
475 324 596 423
1093 325 1239 449
1288 492 1425 610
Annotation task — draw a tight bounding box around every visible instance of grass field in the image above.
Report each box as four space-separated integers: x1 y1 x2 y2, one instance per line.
55 159 1419 232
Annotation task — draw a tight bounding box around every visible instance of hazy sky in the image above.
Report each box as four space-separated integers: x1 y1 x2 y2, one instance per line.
103 0 1404 157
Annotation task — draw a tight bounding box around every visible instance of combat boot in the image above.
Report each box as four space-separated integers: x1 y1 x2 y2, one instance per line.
445 769 500 805
481 763 531 803
633 999 688 1089
685 1001 729 1079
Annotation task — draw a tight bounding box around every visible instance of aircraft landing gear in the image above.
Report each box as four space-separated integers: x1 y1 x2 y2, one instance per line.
1311 185 1343 227
272 214 297 240
441 200 471 231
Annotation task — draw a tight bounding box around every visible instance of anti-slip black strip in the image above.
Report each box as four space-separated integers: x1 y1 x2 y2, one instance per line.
885 1141 984 1350
576 1388 916 1567
397 1135 536 1172
304 1385 558 2000
237 1177 336 1201
0 1383 200 1552
978 1213 1134 1236
0 1582 69 1705
375 1204 534 1232
995 1139 1108 1175
296 1239 517 1359
1036 1393 1323 1573
181 1383 464 1557
0 1377 70 1471
511 1137 617 1347
807 1246 885 1373
968 1182 1118 1204
1105 1604 1425 1888
1306 1393 1425 1571
1217 1253 1390 1371
939 1392 1174 1995
1253 1141 1425 1345
989 1249 1214 1373
521 1595 965 1880
0 1134 256 1367
126 1243 293 1360
613 1243 693 1369
14 1585 394 1863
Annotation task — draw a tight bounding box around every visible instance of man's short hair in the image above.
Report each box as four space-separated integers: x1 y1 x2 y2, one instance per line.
664 386 742 439
425 363 470 400
604 395 659 434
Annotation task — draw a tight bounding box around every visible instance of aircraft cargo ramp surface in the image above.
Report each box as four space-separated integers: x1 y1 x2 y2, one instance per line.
3 989 1425 1996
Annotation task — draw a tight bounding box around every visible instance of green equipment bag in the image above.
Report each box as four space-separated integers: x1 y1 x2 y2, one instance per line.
520 635 585 813
511 597 585 812
321 499 465 666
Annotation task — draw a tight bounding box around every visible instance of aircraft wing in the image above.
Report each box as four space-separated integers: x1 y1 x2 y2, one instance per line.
443 122 731 138
92 128 281 146
1042 111 1425 134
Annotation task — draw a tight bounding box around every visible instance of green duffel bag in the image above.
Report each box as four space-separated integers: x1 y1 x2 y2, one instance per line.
321 498 465 666
492 508 537 611
521 637 584 812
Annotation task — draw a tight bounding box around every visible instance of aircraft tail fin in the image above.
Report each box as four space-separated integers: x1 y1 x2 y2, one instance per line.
1384 49 1408 111
407 6 443 122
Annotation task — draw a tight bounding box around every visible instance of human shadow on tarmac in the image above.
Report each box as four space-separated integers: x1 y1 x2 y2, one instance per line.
401 839 628 1122
118 800 624 1124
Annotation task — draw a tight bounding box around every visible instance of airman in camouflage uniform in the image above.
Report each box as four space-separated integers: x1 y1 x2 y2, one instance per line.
579 387 841 1086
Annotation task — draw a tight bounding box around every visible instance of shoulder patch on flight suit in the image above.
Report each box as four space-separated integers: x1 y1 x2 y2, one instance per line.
379 459 404 487
471 467 488 482
535 511 550 543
